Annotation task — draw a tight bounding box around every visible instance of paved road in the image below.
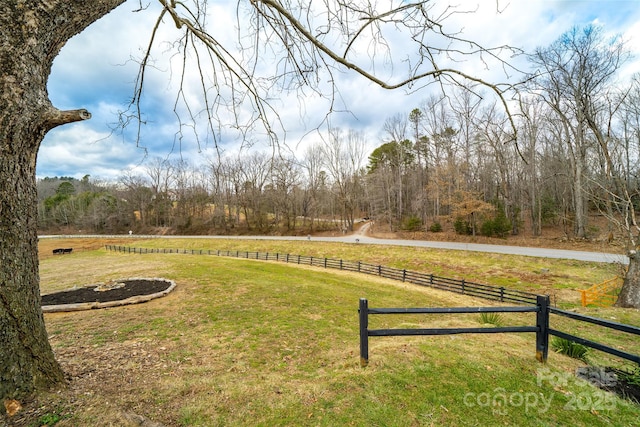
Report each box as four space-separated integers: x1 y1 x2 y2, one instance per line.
41 231 628 264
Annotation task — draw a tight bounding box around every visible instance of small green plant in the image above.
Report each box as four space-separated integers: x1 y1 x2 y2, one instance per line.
618 366 640 388
480 213 512 238
551 337 589 361
402 215 423 232
454 217 472 235
35 412 64 426
429 221 443 232
478 312 504 327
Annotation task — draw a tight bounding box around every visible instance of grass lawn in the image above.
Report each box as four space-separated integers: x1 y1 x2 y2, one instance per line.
32 238 640 426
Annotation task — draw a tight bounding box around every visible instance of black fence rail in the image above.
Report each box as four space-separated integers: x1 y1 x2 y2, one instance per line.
359 297 640 367
359 296 549 367
105 244 541 305
549 307 640 365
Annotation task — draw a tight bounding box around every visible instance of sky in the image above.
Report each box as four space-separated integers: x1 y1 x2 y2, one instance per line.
38 0 640 182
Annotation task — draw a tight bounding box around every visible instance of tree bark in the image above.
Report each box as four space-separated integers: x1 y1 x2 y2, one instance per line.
616 251 640 308
0 0 125 403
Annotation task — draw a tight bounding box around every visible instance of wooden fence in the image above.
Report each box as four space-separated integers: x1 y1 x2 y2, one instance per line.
580 276 623 307
105 245 540 305
359 297 640 366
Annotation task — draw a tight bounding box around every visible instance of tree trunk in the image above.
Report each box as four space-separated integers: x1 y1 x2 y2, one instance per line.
616 251 640 308
571 147 587 239
1 0 126 404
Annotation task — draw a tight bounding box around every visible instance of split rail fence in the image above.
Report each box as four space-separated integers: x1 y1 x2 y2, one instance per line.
103 245 640 367
359 297 640 366
104 245 540 305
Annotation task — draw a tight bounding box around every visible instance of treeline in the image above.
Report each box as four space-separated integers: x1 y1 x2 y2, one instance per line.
36 149 363 235
38 26 640 245
38 175 133 233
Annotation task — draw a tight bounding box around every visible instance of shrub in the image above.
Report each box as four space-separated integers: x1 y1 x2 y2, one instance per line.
429 221 443 233
480 219 495 237
454 217 472 235
402 216 423 232
480 211 512 238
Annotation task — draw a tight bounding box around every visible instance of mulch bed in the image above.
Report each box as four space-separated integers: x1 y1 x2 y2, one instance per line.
41 279 172 305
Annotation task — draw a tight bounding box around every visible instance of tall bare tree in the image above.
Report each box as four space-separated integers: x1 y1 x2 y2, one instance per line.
300 144 326 231
528 25 640 307
321 129 369 231
607 75 640 308
528 25 626 239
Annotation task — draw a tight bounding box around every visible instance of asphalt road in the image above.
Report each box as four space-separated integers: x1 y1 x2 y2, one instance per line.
41 232 628 264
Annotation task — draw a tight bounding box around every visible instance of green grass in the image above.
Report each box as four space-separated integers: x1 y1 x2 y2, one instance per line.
123 237 622 306
37 238 640 426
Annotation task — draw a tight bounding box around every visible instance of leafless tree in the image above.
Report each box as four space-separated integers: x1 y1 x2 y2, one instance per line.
527 25 627 239
321 128 368 231
300 144 327 230
528 25 640 307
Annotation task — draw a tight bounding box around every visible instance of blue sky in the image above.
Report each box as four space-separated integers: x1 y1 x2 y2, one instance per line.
39 0 640 181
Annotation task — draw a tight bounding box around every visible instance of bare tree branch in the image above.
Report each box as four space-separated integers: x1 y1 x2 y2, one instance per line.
117 0 523 154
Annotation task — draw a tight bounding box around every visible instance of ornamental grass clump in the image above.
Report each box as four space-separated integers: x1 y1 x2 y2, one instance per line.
551 337 590 362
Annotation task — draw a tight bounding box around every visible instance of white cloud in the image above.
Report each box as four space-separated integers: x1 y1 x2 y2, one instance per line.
40 0 640 181
37 121 147 180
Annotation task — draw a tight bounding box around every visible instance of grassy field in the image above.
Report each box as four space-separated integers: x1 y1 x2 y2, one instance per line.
30 237 640 426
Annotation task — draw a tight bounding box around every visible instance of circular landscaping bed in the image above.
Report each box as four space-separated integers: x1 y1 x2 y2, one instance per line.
41 278 176 312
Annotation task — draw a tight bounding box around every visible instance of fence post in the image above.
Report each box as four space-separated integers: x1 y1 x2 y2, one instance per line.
536 295 550 363
359 298 369 367
580 290 587 307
